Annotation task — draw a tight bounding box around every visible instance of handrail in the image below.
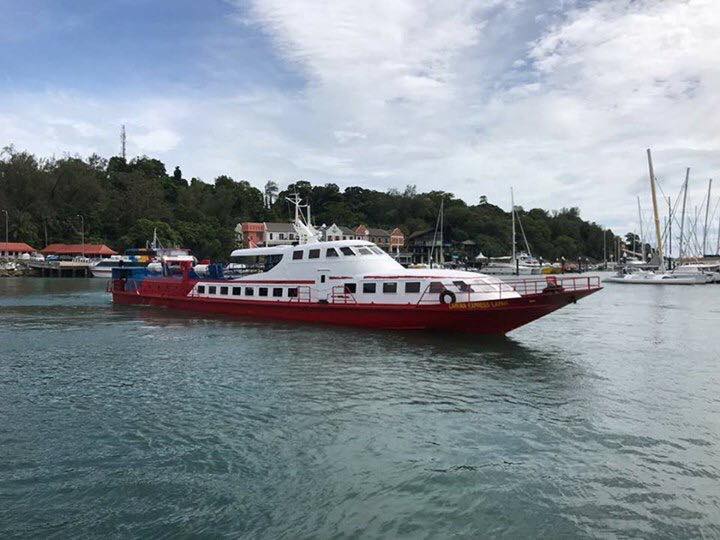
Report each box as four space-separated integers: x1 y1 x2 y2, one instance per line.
330 285 357 304
416 275 600 306
289 285 313 303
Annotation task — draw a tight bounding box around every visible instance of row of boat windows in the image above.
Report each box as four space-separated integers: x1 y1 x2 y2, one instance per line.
197 285 299 298
292 245 384 260
196 281 428 297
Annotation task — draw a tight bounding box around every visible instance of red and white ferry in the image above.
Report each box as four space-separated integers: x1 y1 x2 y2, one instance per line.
110 209 601 334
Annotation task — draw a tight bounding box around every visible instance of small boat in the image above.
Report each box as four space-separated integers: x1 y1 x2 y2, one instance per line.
90 255 144 278
606 150 707 286
476 189 543 276
604 269 704 285
672 263 720 283
481 252 542 276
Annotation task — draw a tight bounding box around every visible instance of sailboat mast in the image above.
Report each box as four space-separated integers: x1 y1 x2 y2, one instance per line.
637 196 644 261
646 149 665 271
439 197 444 265
716 204 720 255
667 196 672 259
703 178 712 256
511 187 516 265
678 168 689 260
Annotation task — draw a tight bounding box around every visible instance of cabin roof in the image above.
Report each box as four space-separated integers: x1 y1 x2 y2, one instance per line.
0 242 37 253
264 222 295 233
42 243 117 256
230 238 376 258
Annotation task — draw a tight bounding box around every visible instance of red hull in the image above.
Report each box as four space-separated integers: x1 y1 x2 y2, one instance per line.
111 280 600 334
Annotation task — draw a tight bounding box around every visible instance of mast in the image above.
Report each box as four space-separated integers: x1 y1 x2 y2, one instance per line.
703 178 712 256
439 197 444 265
637 196 644 261
511 187 516 265
716 204 720 255
646 149 665 271
667 196 672 260
678 168 689 260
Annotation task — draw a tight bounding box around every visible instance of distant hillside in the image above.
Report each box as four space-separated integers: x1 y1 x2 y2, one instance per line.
0 146 616 261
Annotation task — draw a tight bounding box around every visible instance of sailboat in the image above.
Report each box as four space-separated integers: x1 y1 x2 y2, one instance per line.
606 150 707 285
480 188 542 276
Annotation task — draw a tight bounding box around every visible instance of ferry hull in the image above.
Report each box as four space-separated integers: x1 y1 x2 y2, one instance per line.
111 285 599 334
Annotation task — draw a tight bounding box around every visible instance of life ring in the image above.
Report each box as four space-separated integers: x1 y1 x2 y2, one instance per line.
440 290 456 304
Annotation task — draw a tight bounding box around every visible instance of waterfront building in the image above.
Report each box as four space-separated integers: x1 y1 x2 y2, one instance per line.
238 222 265 248
41 244 117 258
339 226 357 240
389 227 405 254
324 224 344 241
407 229 451 264
356 225 393 251
0 242 37 259
263 223 298 246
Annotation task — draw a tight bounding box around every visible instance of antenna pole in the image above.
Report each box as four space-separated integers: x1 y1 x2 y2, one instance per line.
121 125 127 160
647 149 664 271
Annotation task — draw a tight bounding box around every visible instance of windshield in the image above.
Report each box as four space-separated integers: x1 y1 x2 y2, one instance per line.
230 253 284 273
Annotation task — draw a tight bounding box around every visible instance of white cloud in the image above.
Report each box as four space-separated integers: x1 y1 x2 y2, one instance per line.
2 0 720 238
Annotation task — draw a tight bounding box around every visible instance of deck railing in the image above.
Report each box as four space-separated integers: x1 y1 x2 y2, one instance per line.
416 275 600 305
330 285 357 304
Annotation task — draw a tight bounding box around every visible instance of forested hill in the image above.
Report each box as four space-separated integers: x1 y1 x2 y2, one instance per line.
0 147 615 261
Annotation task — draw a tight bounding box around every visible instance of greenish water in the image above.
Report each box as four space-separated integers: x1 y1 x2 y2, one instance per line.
1 277 719 538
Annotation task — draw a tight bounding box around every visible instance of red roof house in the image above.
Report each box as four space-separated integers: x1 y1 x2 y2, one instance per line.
41 244 117 257
0 242 38 257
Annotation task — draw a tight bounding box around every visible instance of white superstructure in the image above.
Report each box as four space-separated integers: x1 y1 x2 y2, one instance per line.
186 239 521 305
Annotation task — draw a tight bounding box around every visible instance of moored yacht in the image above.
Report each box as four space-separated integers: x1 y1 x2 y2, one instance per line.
90 255 140 278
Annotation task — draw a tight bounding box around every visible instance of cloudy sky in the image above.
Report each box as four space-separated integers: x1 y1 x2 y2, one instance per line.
2 0 719 232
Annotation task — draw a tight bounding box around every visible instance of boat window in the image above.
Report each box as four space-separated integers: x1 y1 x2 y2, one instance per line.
308 249 320 259
245 287 254 296
405 282 421 293
363 282 376 293
209 286 217 294
340 247 355 256
428 281 444 293
453 280 474 292
264 254 283 272
259 287 268 297
383 282 397 293
344 283 356 294
370 247 384 255
229 253 284 274
220 286 228 295
197 285 205 294
326 248 339 257
273 287 283 297
357 247 373 255
232 287 242 295
288 288 298 298
293 250 303 260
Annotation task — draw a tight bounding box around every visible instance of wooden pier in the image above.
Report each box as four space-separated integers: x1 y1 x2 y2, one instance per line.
27 260 93 278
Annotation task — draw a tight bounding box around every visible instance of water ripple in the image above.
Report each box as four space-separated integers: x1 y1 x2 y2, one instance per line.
1 278 720 537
